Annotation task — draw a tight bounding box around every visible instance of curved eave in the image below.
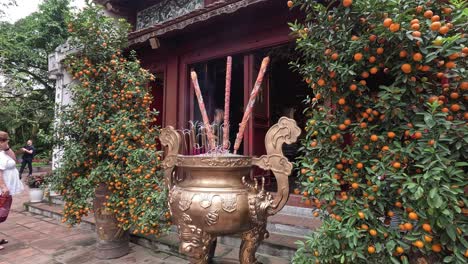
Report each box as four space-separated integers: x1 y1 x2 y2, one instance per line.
128 0 270 46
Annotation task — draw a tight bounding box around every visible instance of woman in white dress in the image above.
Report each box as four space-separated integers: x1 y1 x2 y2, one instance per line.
0 131 24 250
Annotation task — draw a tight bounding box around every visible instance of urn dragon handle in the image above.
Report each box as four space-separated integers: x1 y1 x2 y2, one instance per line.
160 126 181 189
251 116 301 216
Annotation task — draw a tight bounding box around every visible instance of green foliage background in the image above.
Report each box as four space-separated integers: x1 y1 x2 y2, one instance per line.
290 0 467 263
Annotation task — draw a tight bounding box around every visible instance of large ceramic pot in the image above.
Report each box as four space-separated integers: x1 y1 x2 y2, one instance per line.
161 117 300 264
93 183 130 259
29 188 44 203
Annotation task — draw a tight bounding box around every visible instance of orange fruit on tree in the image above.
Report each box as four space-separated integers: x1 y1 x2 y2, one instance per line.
432 244 442 252
413 240 424 249
408 212 418 220
389 23 400 32
403 222 413 231
368 246 376 254
331 53 339 60
399 50 408 58
369 229 377 236
445 61 456 68
442 7 452 14
401 63 412 73
439 26 449 35
354 53 363 61
383 18 393 27
370 67 378 74
431 15 440 22
424 10 433 18
342 0 352 7
411 23 420 30
338 98 346 105
356 162 363 169
396 246 404 255
393 162 401 169
317 78 326 86
352 183 359 189
422 223 432 233
450 104 460 112
287 0 293 8
431 21 441 31
424 235 433 243
376 47 384 54
370 134 378 142
358 211 365 219
413 53 423 61
387 131 396 139
413 131 422 139
411 30 422 38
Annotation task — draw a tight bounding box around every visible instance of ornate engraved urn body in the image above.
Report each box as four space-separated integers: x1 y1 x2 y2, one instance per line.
161 117 300 264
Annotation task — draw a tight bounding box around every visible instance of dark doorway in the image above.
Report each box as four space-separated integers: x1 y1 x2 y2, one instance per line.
189 55 244 154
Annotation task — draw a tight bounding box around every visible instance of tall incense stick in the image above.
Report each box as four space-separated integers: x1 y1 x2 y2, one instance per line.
233 57 270 154
190 71 216 150
223 56 232 150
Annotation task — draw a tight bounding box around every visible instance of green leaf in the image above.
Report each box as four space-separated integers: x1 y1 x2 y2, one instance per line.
423 113 436 128
446 225 457 241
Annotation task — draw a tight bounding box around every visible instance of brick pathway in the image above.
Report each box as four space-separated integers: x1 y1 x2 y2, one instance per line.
0 180 189 264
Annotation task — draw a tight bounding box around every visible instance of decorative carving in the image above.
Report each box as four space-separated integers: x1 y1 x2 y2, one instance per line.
130 0 270 45
136 0 204 29
198 193 214 208
160 126 181 189
178 221 215 264
240 224 268 264
252 154 292 176
205 210 219 226
176 155 251 167
179 191 195 211
221 193 238 213
253 117 301 216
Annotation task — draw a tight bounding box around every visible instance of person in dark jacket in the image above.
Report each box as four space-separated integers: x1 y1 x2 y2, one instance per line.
19 140 35 179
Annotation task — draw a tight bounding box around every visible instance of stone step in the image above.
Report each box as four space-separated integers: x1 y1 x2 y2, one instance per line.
45 196 321 237
24 202 306 261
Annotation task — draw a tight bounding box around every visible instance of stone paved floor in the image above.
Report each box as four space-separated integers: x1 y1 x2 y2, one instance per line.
0 176 290 264
0 179 189 264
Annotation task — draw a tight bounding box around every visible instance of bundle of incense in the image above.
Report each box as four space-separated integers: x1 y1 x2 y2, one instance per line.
233 57 270 154
223 56 232 150
191 71 216 150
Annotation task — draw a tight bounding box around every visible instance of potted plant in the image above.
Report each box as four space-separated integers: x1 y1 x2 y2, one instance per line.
51 3 169 260
27 174 45 203
290 0 467 263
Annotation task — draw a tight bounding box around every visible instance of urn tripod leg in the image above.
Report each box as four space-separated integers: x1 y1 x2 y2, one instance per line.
177 221 216 264
239 224 268 264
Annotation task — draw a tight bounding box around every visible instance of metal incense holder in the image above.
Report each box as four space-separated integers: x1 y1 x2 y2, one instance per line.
160 117 300 264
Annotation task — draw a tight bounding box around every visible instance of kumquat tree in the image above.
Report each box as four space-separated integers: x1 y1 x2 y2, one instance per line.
288 0 467 263
52 4 170 235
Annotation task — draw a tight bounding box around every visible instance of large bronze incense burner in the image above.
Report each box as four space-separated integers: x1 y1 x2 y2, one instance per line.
161 117 300 264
